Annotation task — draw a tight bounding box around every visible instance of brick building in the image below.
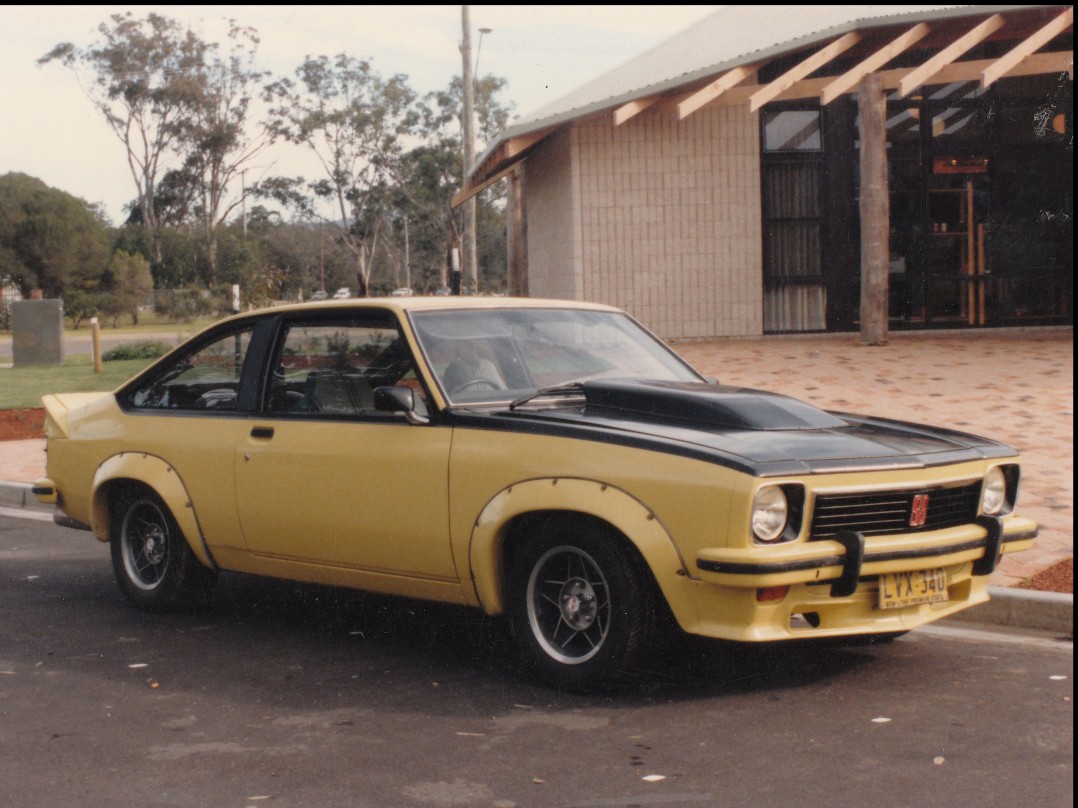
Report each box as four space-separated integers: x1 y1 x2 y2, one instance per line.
457 5 1073 340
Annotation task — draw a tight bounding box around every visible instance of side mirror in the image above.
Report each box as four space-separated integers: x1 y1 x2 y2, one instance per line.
374 386 429 425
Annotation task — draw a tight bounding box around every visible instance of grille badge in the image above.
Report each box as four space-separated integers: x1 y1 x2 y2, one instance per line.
909 493 930 527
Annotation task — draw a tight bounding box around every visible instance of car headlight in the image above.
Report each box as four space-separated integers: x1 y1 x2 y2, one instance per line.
752 486 788 543
981 466 1008 515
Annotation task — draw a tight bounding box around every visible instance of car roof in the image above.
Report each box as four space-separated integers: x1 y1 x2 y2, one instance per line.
217 296 622 326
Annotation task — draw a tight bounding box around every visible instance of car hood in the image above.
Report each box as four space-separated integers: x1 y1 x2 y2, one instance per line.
458 379 1016 476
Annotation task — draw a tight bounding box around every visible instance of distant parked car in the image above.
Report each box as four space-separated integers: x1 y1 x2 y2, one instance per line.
33 298 1037 690
332 288 351 299
390 288 413 297
309 290 329 301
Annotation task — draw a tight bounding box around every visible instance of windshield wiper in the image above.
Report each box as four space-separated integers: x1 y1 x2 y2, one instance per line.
509 381 587 411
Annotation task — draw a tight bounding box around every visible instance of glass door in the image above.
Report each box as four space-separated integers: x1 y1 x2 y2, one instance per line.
924 165 989 325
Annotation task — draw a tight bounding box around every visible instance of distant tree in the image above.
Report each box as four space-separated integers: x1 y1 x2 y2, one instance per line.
153 228 204 289
101 249 153 325
122 167 201 230
394 74 514 292
62 288 100 330
39 13 208 261
250 214 353 299
181 21 270 285
0 173 111 298
264 55 419 297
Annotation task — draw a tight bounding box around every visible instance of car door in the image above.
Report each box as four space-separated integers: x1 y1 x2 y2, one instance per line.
234 311 457 580
119 320 266 554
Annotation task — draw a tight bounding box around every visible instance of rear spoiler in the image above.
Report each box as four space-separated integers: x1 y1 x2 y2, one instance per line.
40 392 111 439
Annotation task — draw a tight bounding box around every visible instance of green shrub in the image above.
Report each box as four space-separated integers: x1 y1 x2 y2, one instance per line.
101 340 173 362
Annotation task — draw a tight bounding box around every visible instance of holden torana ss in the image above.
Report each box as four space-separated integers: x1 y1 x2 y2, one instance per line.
34 298 1037 689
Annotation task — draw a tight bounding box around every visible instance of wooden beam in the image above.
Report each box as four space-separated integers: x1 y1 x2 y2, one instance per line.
749 32 860 113
711 51 1071 106
982 7 1073 87
452 162 517 208
613 96 660 126
677 65 757 119
897 14 1004 97
504 130 551 159
821 24 930 105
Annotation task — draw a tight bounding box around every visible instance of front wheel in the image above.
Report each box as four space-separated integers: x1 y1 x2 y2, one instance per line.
110 488 216 610
508 518 659 691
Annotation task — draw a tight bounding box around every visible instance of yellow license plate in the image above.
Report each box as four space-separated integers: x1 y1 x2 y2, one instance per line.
878 568 948 610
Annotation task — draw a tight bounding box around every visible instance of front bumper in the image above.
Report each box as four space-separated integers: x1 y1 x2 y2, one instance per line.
683 516 1038 642
695 515 1037 590
32 477 58 505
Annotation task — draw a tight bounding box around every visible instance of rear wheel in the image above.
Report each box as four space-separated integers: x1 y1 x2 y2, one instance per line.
508 517 658 691
110 487 216 610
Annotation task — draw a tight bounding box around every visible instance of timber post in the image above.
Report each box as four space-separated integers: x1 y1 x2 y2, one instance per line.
858 72 890 345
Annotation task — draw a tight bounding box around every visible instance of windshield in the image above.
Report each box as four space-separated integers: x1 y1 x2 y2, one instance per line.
410 308 704 405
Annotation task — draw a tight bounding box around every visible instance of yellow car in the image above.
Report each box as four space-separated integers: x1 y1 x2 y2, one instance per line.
34 298 1037 689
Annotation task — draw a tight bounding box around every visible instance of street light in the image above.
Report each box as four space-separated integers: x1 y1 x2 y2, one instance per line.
475 27 492 78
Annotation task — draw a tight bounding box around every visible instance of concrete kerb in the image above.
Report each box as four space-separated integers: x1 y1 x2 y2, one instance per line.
948 587 1073 637
0 479 43 511
2 478 1070 638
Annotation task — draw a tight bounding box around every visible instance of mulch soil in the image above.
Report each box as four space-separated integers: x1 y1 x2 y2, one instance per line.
0 408 44 441
1015 556 1073 594
0 406 1070 593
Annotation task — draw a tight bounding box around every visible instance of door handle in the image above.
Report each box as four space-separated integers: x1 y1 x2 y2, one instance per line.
250 426 275 439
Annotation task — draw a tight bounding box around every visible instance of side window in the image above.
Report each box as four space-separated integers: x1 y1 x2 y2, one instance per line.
267 316 428 418
127 328 254 411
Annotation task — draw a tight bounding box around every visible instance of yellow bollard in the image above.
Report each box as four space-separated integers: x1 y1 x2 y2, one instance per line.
91 317 103 373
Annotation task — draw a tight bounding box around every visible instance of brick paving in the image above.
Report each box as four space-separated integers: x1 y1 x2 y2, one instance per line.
1 328 1071 589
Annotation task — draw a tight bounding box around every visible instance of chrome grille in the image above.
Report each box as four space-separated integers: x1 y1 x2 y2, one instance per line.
810 481 981 541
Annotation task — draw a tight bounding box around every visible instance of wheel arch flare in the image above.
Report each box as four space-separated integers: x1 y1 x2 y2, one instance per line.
90 453 216 569
467 477 697 624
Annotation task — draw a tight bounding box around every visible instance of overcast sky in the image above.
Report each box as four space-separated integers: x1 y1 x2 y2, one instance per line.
1 4 718 224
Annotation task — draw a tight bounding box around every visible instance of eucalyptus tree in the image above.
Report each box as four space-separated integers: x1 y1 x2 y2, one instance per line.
181 21 270 285
264 55 419 297
42 14 270 288
39 13 208 260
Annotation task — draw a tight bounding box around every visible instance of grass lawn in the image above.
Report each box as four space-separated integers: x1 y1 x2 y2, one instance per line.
1 313 219 410
62 312 219 336
0 356 154 409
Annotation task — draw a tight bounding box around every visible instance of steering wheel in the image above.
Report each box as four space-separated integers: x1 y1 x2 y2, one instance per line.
452 378 501 394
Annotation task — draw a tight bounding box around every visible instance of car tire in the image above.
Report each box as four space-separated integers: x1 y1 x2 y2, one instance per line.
508 516 658 691
110 487 217 610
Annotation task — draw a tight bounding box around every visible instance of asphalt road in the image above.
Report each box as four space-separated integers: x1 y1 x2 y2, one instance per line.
1 513 1072 808
0 331 188 362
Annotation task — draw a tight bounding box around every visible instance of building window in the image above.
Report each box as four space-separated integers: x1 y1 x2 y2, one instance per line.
761 159 827 332
763 109 823 151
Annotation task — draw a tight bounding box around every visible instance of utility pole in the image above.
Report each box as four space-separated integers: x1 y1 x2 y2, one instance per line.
460 5 478 295
404 216 410 290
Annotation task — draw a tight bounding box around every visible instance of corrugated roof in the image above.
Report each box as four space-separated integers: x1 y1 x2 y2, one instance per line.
459 3 1070 195
497 4 1057 140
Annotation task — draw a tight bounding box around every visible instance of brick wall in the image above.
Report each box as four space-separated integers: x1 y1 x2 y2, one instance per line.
526 105 764 339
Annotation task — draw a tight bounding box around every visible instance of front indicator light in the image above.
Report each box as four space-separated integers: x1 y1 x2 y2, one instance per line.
752 486 788 543
757 586 790 603
981 466 1007 515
